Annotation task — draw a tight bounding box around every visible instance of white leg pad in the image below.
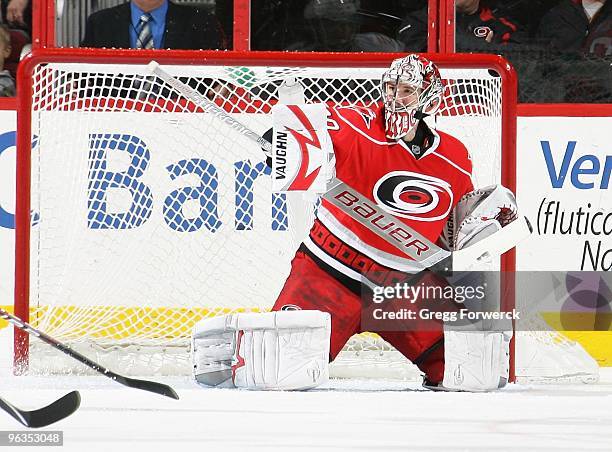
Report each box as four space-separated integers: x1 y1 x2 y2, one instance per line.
442 327 512 392
192 310 331 390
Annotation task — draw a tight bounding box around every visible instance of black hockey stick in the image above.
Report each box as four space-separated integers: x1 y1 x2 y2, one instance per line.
0 391 80 428
1 309 179 400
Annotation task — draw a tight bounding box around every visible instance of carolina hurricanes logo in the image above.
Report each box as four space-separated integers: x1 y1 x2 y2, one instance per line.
373 171 453 221
473 26 493 39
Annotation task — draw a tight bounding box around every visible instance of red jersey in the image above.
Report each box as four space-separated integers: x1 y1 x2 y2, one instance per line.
303 104 474 279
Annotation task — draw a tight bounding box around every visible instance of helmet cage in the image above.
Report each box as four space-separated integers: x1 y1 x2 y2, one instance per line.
379 55 444 140
380 56 444 117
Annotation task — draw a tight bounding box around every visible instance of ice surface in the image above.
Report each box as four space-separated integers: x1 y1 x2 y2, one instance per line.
1 328 611 451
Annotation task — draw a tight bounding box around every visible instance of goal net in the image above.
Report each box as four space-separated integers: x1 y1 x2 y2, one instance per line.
14 49 598 382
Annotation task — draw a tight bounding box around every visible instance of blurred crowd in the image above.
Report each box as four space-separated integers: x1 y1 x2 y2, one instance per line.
0 0 610 102
247 0 611 103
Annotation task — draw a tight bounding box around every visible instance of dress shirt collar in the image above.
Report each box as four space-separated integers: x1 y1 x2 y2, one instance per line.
130 1 169 29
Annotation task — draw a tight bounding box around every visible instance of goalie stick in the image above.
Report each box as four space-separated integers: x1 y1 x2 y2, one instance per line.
0 392 80 428
1 309 179 400
147 61 531 271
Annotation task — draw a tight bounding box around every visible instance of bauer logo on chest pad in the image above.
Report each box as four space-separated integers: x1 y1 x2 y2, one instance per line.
373 171 453 221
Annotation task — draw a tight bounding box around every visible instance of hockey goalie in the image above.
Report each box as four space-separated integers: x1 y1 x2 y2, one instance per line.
191 54 520 392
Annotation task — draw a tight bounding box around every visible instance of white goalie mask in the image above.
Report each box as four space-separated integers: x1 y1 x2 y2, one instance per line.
380 54 444 140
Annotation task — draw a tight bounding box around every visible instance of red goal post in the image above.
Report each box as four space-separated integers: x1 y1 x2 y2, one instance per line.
14 48 517 379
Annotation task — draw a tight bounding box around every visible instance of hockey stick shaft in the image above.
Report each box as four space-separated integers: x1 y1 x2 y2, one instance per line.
1 309 179 400
0 391 80 428
147 61 531 270
147 61 272 153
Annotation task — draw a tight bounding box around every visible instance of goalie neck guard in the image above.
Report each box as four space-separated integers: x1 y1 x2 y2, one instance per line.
380 54 444 141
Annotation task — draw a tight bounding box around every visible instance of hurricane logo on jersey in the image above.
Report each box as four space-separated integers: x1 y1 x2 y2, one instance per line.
373 171 453 221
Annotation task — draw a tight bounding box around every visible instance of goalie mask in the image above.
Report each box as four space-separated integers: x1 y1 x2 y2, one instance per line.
380 54 444 140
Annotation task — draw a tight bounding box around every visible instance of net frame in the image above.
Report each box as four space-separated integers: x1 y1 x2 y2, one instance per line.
14 48 517 378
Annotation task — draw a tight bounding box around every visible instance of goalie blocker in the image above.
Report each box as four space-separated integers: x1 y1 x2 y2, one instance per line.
271 103 335 193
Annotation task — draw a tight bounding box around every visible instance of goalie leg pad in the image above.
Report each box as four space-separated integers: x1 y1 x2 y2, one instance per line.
191 314 238 387
433 184 517 391
192 310 331 390
441 328 512 392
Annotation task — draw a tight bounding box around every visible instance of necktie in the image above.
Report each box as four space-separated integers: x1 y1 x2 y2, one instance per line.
136 13 154 49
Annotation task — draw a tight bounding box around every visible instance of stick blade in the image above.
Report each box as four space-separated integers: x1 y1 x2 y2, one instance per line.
120 376 180 400
0 391 81 428
26 391 81 428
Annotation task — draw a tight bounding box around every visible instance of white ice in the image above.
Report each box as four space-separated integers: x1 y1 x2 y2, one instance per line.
1 328 611 452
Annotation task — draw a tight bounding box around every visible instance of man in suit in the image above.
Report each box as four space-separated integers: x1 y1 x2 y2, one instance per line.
80 0 226 50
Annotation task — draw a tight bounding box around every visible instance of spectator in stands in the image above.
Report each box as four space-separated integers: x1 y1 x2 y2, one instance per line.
537 0 611 57
535 0 611 102
287 0 404 52
396 0 428 52
397 0 528 52
80 0 226 50
1 0 31 37
0 25 15 97
455 0 527 50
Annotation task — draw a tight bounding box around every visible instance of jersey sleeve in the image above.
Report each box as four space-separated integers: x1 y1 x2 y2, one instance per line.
459 152 474 197
442 131 474 201
435 133 475 248
325 104 382 170
325 105 356 169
